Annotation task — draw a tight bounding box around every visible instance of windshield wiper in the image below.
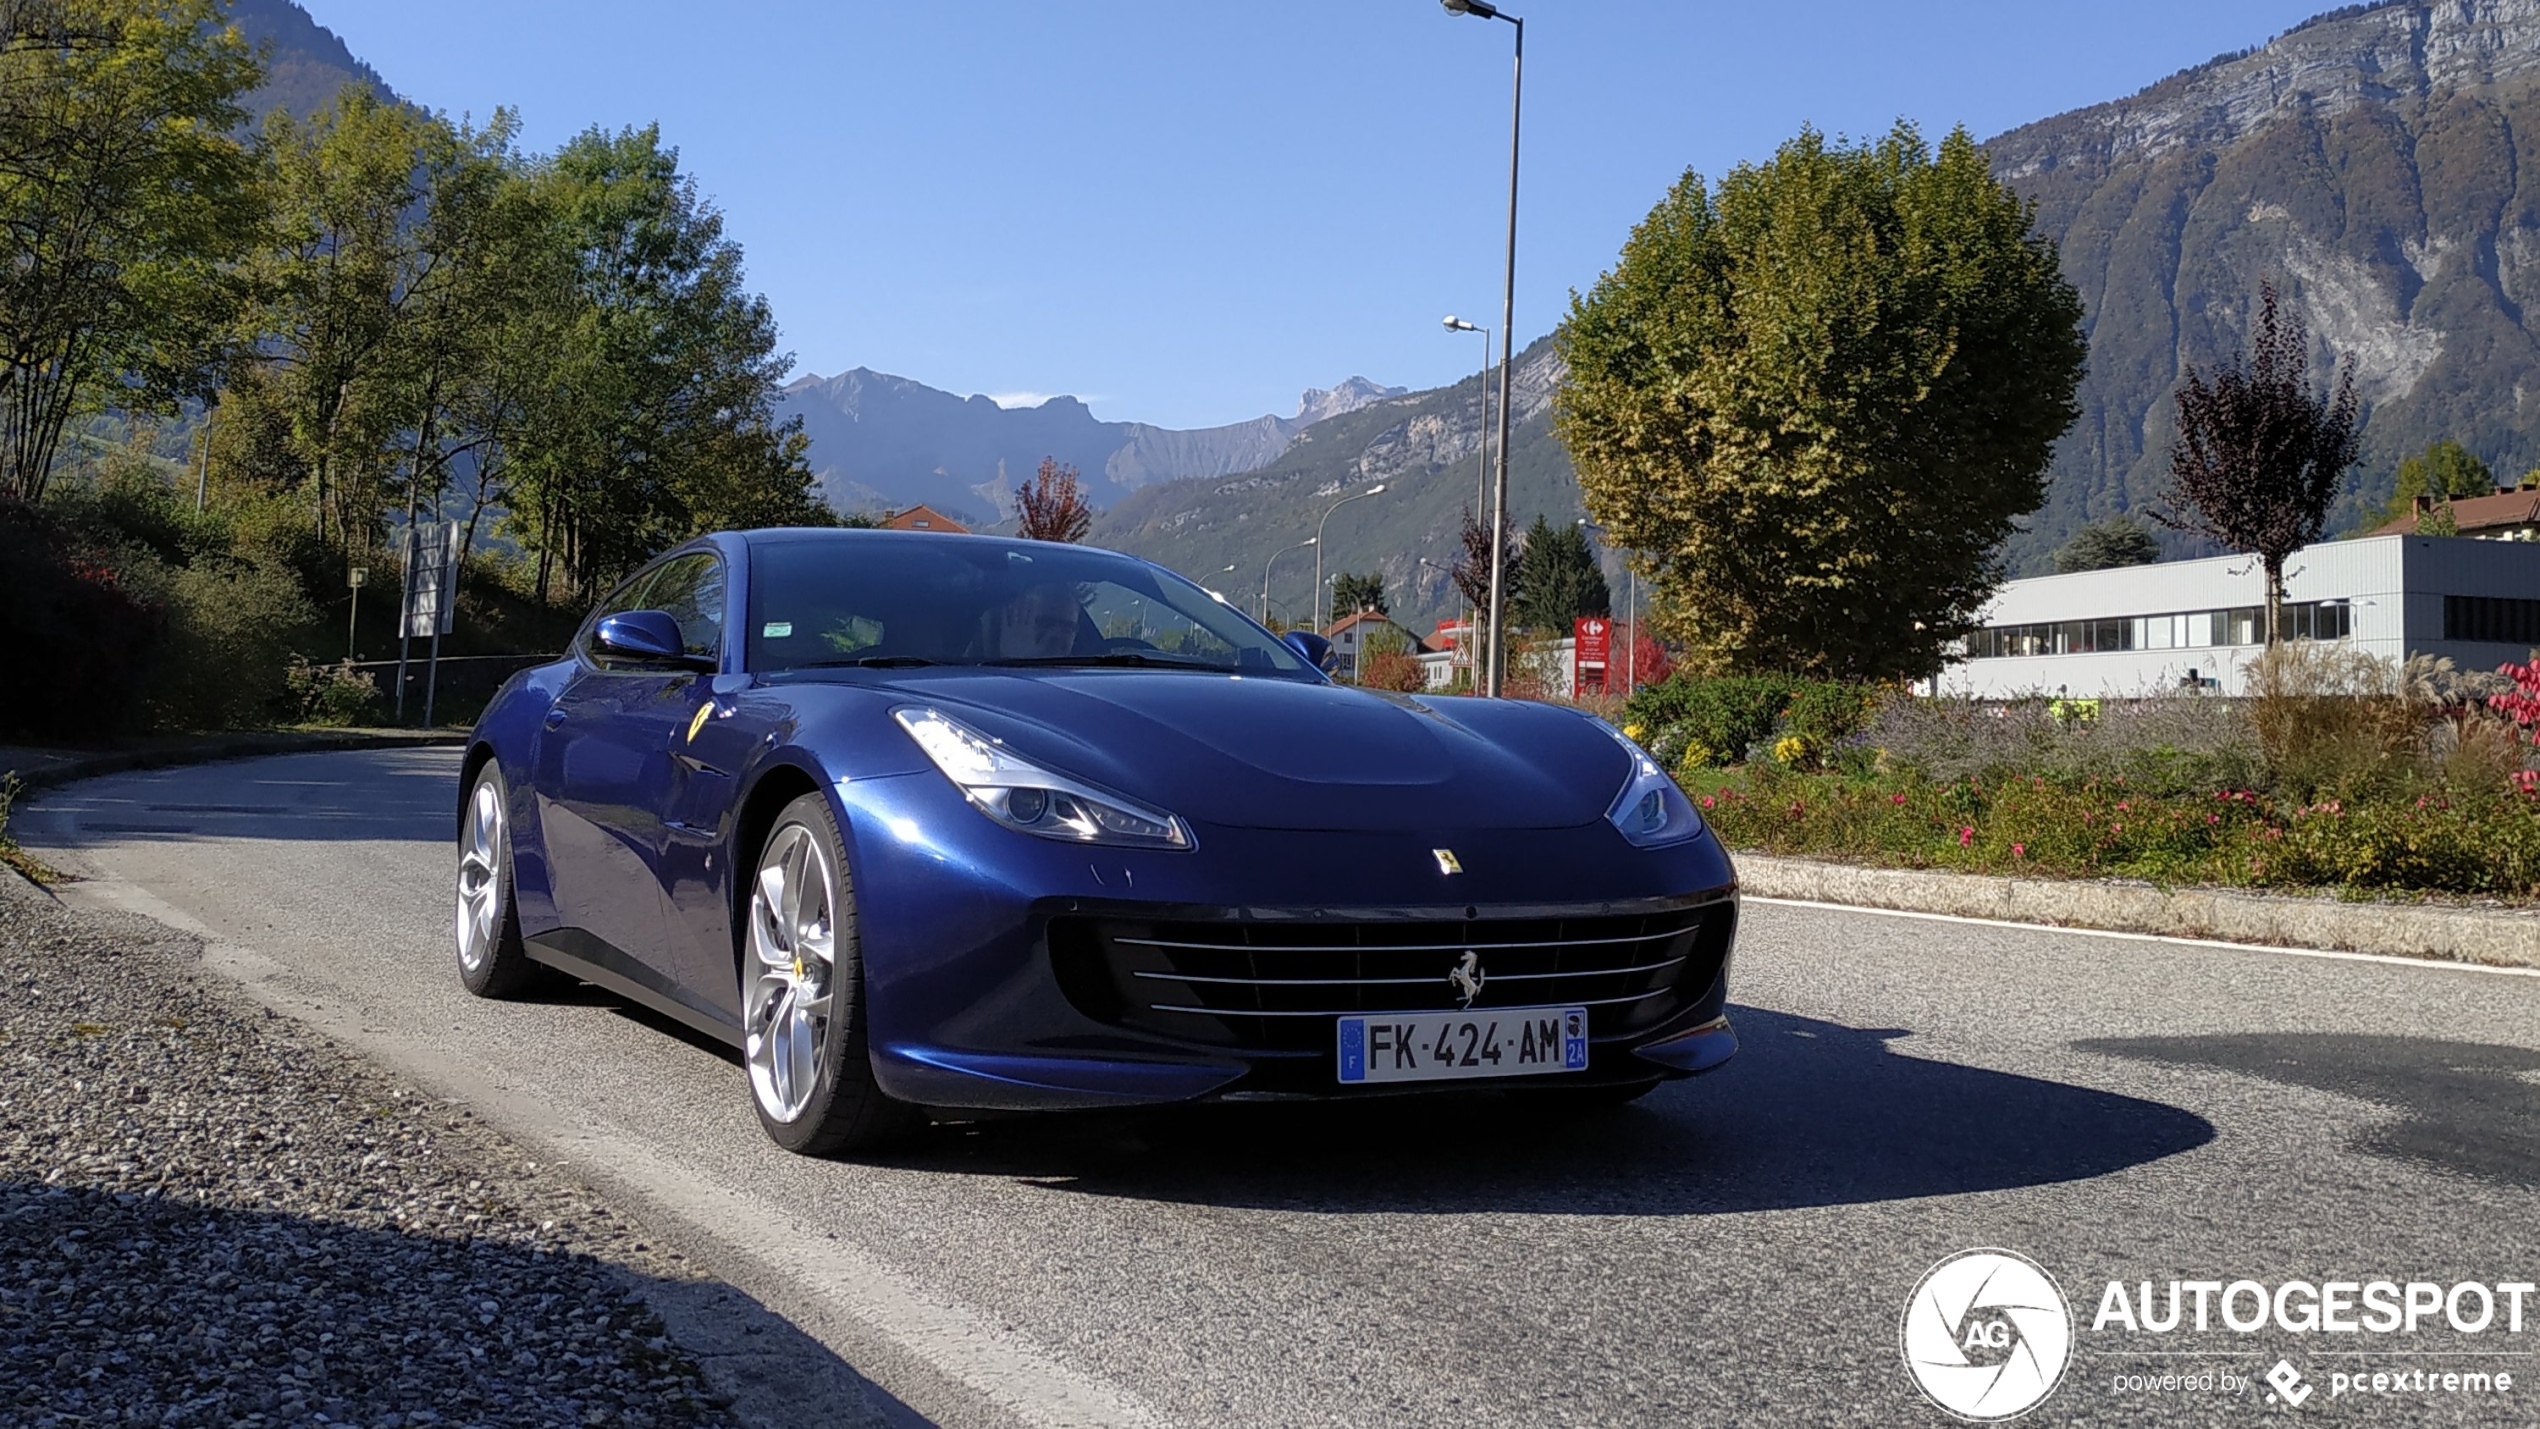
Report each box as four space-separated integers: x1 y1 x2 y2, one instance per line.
787 655 945 669
988 652 1231 671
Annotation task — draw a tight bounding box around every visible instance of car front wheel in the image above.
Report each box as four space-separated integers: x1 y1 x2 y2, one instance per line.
455 763 538 998
742 792 920 1155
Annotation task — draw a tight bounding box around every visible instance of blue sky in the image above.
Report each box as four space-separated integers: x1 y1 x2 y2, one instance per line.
303 0 2336 430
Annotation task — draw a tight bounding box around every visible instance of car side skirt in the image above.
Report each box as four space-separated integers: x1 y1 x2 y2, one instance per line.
526 928 746 1048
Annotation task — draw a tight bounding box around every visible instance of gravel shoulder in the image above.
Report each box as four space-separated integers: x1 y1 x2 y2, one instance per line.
0 871 865 1428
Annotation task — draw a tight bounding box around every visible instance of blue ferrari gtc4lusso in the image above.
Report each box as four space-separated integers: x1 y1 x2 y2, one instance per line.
455 528 1739 1154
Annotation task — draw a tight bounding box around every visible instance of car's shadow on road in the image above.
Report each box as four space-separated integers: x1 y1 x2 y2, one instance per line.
879 1007 2215 1215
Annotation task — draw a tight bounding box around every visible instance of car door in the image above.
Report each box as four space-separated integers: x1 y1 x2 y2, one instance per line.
535 553 723 990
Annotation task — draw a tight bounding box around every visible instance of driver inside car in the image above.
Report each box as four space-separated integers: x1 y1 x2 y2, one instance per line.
993 581 1084 659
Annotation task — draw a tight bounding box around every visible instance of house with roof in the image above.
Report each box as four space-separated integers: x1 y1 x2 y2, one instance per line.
2368 487 2540 542
1322 610 1430 678
882 504 971 533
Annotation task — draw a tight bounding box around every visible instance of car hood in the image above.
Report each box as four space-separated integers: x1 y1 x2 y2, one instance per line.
859 669 1630 833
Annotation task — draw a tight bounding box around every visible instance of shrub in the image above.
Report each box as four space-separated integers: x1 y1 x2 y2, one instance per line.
1626 674 1868 768
286 656 382 727
1869 691 2271 796
1359 648 1428 693
140 557 319 730
1689 763 2540 898
2248 643 2426 799
0 500 161 741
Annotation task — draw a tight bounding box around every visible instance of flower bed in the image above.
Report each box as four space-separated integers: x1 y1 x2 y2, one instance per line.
1683 766 2540 899
1631 650 2540 901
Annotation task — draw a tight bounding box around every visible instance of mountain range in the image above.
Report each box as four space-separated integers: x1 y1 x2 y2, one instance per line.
1991 0 2540 567
236 0 2540 603
1106 0 2540 600
773 372 1403 525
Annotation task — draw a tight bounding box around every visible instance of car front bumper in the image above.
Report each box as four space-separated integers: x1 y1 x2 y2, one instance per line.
833 772 1741 1111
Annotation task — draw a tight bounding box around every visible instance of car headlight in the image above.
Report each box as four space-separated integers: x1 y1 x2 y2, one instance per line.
1593 718 1707 849
892 707 1192 850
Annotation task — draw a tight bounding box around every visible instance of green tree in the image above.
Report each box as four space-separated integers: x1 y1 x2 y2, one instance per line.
506 124 824 601
0 0 263 502
1510 514 1609 633
1329 570 1387 617
2052 513 2161 573
2375 439 2494 526
1555 122 2086 679
247 87 456 549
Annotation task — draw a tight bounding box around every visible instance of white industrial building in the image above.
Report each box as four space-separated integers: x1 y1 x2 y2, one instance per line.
1937 533 2540 697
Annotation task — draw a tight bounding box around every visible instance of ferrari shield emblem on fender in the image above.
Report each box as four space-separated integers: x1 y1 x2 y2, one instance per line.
1432 848 1462 876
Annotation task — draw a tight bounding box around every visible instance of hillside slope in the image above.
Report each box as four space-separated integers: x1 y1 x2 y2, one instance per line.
1089 338 1583 630
1113 0 2540 591
776 370 1402 524
227 0 391 118
1994 0 2540 566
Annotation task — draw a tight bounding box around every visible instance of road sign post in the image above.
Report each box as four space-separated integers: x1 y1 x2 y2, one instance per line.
396 523 463 727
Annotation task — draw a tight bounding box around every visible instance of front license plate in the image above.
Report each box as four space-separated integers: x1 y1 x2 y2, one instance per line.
1335 1006 1589 1085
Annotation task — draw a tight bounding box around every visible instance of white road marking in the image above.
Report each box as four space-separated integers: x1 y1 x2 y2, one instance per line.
54 873 1169 1429
1746 895 2540 978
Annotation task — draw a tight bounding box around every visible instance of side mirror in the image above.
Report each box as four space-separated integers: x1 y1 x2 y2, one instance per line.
596 610 709 668
1282 630 1335 672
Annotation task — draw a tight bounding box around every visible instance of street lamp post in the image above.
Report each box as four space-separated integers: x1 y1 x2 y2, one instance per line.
1441 0 1522 696
1262 537 1316 625
1312 483 1386 630
1443 316 1492 528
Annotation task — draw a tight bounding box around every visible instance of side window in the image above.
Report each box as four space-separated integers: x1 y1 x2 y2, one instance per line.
578 568 663 663
645 554 727 662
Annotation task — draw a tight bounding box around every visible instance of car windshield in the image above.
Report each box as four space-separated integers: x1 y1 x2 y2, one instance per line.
746 535 1316 678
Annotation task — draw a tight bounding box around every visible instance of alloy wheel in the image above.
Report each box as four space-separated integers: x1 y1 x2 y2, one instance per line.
455 776 505 973
745 822 837 1122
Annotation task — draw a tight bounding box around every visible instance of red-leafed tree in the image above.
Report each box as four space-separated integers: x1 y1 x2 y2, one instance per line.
2154 281 2362 647
1015 456 1093 543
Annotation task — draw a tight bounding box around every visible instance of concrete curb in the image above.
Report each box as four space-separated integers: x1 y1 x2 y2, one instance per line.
3 730 465 798
1733 853 2540 970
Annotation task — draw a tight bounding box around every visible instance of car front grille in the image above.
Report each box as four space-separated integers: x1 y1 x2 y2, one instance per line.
1048 899 1734 1055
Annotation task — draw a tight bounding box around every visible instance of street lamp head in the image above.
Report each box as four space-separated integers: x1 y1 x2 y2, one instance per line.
1441 0 1501 16
1444 316 1480 333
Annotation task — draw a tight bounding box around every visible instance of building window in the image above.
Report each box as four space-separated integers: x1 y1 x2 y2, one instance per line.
2446 595 2540 644
1970 600 2349 659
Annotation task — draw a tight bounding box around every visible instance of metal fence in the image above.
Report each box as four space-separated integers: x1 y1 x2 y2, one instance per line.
341 653 554 728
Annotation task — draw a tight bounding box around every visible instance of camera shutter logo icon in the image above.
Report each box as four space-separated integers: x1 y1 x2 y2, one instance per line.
1900 1249 2072 1421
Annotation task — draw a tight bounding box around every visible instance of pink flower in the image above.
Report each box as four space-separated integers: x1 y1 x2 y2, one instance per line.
1698 795 1715 809
2207 813 2219 825
1890 793 1908 806
2011 842 2026 858
1957 826 1975 847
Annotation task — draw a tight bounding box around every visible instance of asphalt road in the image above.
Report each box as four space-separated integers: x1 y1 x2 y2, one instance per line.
18 747 2540 1427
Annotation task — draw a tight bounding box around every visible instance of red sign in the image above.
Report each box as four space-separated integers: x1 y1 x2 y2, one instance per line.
1574 617 1611 664
1574 616 1610 694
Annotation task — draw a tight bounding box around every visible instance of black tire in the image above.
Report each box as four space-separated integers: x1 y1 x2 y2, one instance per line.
743 793 922 1156
455 763 539 999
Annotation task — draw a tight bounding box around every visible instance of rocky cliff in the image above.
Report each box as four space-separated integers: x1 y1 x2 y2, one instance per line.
1992 0 2540 566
